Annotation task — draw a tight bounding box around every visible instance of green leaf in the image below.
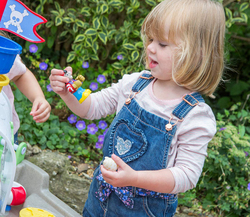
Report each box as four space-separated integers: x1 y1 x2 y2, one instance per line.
69 130 76 137
225 20 232 28
118 6 124 13
75 19 85 28
101 16 109 28
46 21 54 28
75 34 85 42
55 17 62 26
73 43 82 51
40 0 47 5
98 32 107 44
217 97 232 109
225 8 232 20
54 2 60 11
68 12 76 20
14 89 23 101
108 29 116 38
134 1 140 9
81 7 91 16
39 136 47 145
145 0 156 6
92 41 99 54
132 30 140 37
240 3 249 12
127 7 134 14
67 52 76 62
240 13 248 23
131 50 139 61
112 62 123 69
232 17 245 23
85 28 97 36
63 17 72 24
90 54 99 61
21 124 30 131
137 18 144 26
101 4 109 14
60 31 68 37
47 36 55 48
109 0 123 7
123 43 136 50
125 65 133 73
59 9 65 16
135 42 143 48
46 141 55 150
36 5 43 14
68 8 76 14
93 18 101 29
51 10 59 16
239 125 245 137
115 33 123 44
51 26 57 35
229 81 249 96
73 23 78 33
86 37 93 47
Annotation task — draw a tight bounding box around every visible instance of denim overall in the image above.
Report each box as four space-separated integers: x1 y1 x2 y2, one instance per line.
83 74 204 217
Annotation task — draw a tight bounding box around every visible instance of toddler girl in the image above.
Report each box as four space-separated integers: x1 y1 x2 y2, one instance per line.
50 0 225 216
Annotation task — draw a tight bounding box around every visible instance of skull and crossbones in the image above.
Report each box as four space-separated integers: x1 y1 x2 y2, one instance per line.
4 4 29 34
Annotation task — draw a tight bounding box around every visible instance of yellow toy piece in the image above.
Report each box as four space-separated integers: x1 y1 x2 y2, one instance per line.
79 89 91 104
72 75 85 90
19 207 55 217
0 75 9 92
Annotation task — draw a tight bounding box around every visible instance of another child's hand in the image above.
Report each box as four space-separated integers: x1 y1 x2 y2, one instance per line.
49 67 71 96
30 97 51 123
100 154 138 187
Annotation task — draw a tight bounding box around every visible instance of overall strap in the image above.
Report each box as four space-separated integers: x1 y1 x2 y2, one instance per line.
172 92 205 119
132 73 154 92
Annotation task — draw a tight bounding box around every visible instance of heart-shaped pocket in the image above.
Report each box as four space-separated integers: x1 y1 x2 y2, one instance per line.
115 136 133 155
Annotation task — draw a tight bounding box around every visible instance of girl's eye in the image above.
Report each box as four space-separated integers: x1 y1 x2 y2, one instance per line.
149 39 153 42
159 43 167 47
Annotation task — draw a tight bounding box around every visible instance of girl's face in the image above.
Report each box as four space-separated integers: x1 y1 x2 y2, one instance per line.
146 28 178 82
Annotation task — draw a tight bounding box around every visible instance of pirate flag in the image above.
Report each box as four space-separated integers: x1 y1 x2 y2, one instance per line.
0 0 47 43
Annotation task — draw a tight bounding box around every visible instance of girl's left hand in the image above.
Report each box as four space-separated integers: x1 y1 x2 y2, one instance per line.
30 97 51 123
100 154 138 187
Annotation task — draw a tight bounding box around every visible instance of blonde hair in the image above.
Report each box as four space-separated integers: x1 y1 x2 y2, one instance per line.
141 0 225 97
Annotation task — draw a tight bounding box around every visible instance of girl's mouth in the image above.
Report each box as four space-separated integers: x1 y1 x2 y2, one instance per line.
149 60 158 68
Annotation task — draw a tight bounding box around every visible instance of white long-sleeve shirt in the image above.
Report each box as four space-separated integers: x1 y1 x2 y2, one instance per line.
85 70 216 194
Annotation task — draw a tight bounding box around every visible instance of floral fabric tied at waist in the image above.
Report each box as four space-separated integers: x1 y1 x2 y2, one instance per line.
95 172 177 209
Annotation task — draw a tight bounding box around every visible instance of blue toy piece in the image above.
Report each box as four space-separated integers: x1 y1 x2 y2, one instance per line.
73 87 91 104
0 36 22 74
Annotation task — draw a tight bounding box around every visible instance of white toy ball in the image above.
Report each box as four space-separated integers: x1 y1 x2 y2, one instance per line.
103 157 118 171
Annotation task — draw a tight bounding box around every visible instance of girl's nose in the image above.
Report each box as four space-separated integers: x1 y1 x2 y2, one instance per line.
147 42 156 54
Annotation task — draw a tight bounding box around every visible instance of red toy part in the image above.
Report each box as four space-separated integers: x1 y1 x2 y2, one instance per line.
7 181 26 206
66 83 76 93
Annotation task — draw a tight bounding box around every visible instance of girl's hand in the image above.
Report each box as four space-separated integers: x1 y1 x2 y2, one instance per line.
100 154 138 187
49 66 72 96
30 96 51 123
